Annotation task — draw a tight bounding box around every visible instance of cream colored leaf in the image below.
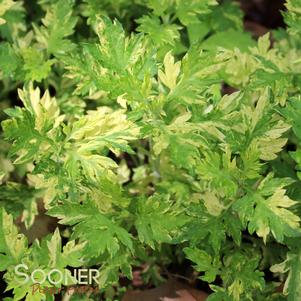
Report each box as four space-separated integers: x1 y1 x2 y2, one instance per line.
203 192 225 216
1 208 27 261
117 93 128 109
0 0 15 22
158 51 181 90
267 188 300 229
18 83 63 132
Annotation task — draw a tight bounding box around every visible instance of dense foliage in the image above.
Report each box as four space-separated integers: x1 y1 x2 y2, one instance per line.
1 0 301 300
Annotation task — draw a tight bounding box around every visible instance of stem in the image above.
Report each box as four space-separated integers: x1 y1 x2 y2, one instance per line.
62 288 75 301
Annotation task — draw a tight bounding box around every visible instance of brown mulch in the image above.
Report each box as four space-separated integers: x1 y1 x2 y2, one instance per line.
122 279 208 301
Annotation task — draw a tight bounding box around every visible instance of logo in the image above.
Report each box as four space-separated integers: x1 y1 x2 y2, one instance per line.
15 264 100 285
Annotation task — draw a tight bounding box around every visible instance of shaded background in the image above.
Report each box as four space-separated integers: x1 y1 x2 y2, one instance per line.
241 0 285 29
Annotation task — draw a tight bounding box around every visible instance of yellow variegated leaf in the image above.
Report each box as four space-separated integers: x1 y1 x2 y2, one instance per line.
18 83 64 133
257 121 290 160
0 208 27 270
158 51 181 90
203 191 225 216
0 0 15 24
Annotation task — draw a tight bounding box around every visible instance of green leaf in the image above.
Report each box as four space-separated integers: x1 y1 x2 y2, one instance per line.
222 250 265 301
284 0 301 35
64 107 139 183
271 247 301 301
197 150 238 198
0 207 27 270
233 175 301 243
48 201 133 258
134 194 187 248
0 182 39 228
176 0 218 26
136 15 181 47
184 247 220 282
0 42 21 77
21 47 55 82
63 17 155 100
0 0 15 25
47 228 86 268
2 84 62 164
33 0 78 54
2 109 45 164
201 29 255 52
281 96 301 141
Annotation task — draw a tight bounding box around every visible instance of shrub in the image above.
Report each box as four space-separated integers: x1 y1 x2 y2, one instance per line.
1 0 301 300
